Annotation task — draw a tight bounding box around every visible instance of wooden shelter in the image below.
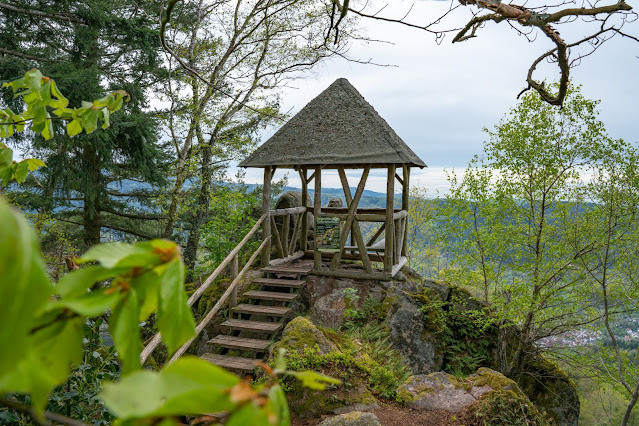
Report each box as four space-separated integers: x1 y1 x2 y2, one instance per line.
239 78 426 280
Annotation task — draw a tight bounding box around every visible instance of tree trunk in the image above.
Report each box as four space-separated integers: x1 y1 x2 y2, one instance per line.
183 131 212 280
82 142 102 246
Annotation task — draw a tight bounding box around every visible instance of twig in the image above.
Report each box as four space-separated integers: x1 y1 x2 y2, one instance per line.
0 398 90 426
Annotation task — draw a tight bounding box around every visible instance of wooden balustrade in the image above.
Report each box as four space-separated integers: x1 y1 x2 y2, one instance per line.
140 213 267 365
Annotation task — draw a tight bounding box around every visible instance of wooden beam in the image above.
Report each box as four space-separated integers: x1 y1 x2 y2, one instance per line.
367 223 385 246
289 213 302 254
384 165 396 273
402 165 410 257
307 170 316 184
338 167 372 273
312 267 392 281
299 167 308 253
391 256 409 277
262 167 272 267
230 254 239 309
282 214 290 257
395 173 403 186
314 166 322 270
271 216 285 259
322 207 401 215
271 206 306 216
394 217 401 265
331 165 371 270
305 250 384 263
270 250 304 266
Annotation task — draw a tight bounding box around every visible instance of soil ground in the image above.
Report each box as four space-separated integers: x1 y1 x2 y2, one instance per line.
291 403 480 426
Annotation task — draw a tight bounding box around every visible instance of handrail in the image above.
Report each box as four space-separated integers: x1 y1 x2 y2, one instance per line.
168 237 270 363
140 213 267 364
270 206 306 216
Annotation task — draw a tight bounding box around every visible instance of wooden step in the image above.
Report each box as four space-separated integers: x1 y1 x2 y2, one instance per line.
221 319 283 333
232 304 291 317
208 335 272 351
261 265 312 276
200 353 259 372
243 290 299 302
254 277 305 289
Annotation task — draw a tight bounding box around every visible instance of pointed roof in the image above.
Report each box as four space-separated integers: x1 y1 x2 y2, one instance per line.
239 78 426 168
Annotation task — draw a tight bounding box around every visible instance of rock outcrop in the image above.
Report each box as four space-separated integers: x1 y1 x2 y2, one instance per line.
317 412 381 426
383 285 444 374
269 317 378 418
397 368 545 424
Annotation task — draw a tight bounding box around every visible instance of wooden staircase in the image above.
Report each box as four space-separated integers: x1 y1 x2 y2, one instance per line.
199 265 310 372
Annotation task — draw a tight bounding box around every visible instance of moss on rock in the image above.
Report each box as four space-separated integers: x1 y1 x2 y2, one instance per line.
517 356 579 426
271 316 338 357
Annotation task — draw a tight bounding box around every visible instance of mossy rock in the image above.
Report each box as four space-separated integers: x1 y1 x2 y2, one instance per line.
271 316 338 357
285 377 377 418
517 356 579 426
398 367 546 425
317 412 381 426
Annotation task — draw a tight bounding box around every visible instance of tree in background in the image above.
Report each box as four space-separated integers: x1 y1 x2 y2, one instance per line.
0 0 168 247
438 86 639 390
158 0 350 276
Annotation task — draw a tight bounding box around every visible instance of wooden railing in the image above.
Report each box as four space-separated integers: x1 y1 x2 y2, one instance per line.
314 207 408 278
140 213 267 364
140 205 308 365
270 206 307 264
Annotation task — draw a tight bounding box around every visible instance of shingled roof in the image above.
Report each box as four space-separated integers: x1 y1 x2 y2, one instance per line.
239 78 426 168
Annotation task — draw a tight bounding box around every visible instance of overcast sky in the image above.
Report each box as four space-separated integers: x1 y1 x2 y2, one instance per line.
236 1 639 194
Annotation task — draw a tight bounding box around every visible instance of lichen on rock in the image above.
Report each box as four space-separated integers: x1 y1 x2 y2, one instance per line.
317 411 381 426
397 368 546 425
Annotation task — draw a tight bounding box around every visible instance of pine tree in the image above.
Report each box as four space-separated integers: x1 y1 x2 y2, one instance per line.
0 0 168 247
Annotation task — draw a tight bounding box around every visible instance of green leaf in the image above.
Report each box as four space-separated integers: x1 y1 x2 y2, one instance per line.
0 145 12 167
267 385 290 426
23 69 43 91
132 270 160 321
109 289 142 375
157 258 195 356
0 198 52 382
83 108 99 134
55 265 116 298
101 108 110 130
226 401 269 426
288 370 341 390
41 112 53 140
26 158 46 172
14 161 29 183
101 357 239 419
67 119 83 136
49 80 68 108
81 242 149 269
56 288 122 317
0 165 11 186
0 317 84 415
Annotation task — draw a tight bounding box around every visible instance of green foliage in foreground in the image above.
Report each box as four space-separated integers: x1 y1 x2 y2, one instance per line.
0 69 128 191
0 195 342 424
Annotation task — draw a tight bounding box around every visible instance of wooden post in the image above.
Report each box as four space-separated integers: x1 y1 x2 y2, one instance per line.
271 216 285 258
230 253 239 308
282 214 290 257
384 164 396 273
299 167 308 252
262 166 272 267
402 165 410 257
337 167 372 273
289 213 302 254
331 165 370 270
314 166 322 270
